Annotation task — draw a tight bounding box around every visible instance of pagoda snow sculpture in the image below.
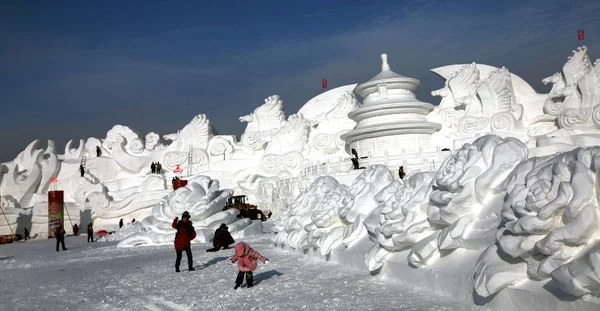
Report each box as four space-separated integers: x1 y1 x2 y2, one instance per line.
341 54 443 171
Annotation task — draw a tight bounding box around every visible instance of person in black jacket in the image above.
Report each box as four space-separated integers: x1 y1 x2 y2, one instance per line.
206 223 235 252
87 223 94 242
55 225 67 251
23 227 30 240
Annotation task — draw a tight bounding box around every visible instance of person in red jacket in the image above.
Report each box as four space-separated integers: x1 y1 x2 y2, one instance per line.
172 211 196 272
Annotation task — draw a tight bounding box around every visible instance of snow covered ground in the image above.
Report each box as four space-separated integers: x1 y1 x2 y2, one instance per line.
0 232 483 311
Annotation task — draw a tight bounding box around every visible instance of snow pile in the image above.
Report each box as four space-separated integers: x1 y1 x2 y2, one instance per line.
97 221 148 242
117 175 263 247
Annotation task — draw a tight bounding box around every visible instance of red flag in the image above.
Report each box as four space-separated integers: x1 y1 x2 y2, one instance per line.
322 78 328 89
578 29 585 41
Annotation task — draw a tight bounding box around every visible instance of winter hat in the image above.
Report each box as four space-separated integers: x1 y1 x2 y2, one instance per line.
182 211 191 219
220 223 228 229
234 242 249 257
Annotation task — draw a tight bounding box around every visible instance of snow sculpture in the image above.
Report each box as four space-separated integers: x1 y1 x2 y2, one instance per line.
272 175 351 253
240 95 286 151
162 114 213 172
364 173 437 271
144 132 165 151
307 91 358 161
118 175 260 247
104 125 144 155
474 146 600 298
410 135 528 267
207 135 236 161
554 47 600 131
261 113 311 176
62 139 85 162
84 137 103 156
430 63 555 145
273 165 393 252
1 141 46 208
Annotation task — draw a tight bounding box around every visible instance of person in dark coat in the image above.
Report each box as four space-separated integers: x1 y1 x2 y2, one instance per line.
156 162 162 174
72 223 79 236
119 218 123 229
350 148 360 170
150 162 156 174
398 166 406 180
172 211 196 272
55 225 67 251
87 223 94 242
206 223 235 252
23 227 30 240
79 164 85 177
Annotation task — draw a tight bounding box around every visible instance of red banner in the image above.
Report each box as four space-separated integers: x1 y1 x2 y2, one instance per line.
322 78 328 89
578 29 585 41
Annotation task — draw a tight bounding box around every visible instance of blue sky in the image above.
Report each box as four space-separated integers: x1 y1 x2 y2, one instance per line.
1 0 599 161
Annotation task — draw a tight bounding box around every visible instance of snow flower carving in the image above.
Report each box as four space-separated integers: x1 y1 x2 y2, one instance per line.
474 147 600 298
411 135 527 267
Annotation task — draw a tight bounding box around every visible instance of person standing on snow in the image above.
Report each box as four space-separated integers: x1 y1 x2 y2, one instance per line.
23 227 30 240
230 242 269 289
172 211 196 272
87 223 94 242
55 225 67 252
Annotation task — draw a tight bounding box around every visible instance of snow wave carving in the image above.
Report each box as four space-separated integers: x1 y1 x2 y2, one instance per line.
474 147 600 298
273 165 393 253
118 176 261 247
364 173 437 271
272 176 351 253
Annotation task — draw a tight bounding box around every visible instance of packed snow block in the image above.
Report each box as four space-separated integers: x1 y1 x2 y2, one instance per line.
194 228 214 243
232 220 263 239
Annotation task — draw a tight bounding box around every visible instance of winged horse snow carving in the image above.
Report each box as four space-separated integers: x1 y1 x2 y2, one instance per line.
239 95 286 151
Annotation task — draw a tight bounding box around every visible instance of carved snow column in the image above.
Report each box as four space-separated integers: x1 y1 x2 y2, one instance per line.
341 54 441 161
48 190 64 239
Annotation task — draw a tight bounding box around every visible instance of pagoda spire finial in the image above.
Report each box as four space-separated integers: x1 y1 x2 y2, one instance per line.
381 54 390 71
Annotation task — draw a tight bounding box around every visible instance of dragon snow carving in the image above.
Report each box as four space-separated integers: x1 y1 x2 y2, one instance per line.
162 114 213 172
239 95 286 151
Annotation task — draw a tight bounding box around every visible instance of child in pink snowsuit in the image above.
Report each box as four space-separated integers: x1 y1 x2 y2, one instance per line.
230 242 268 289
